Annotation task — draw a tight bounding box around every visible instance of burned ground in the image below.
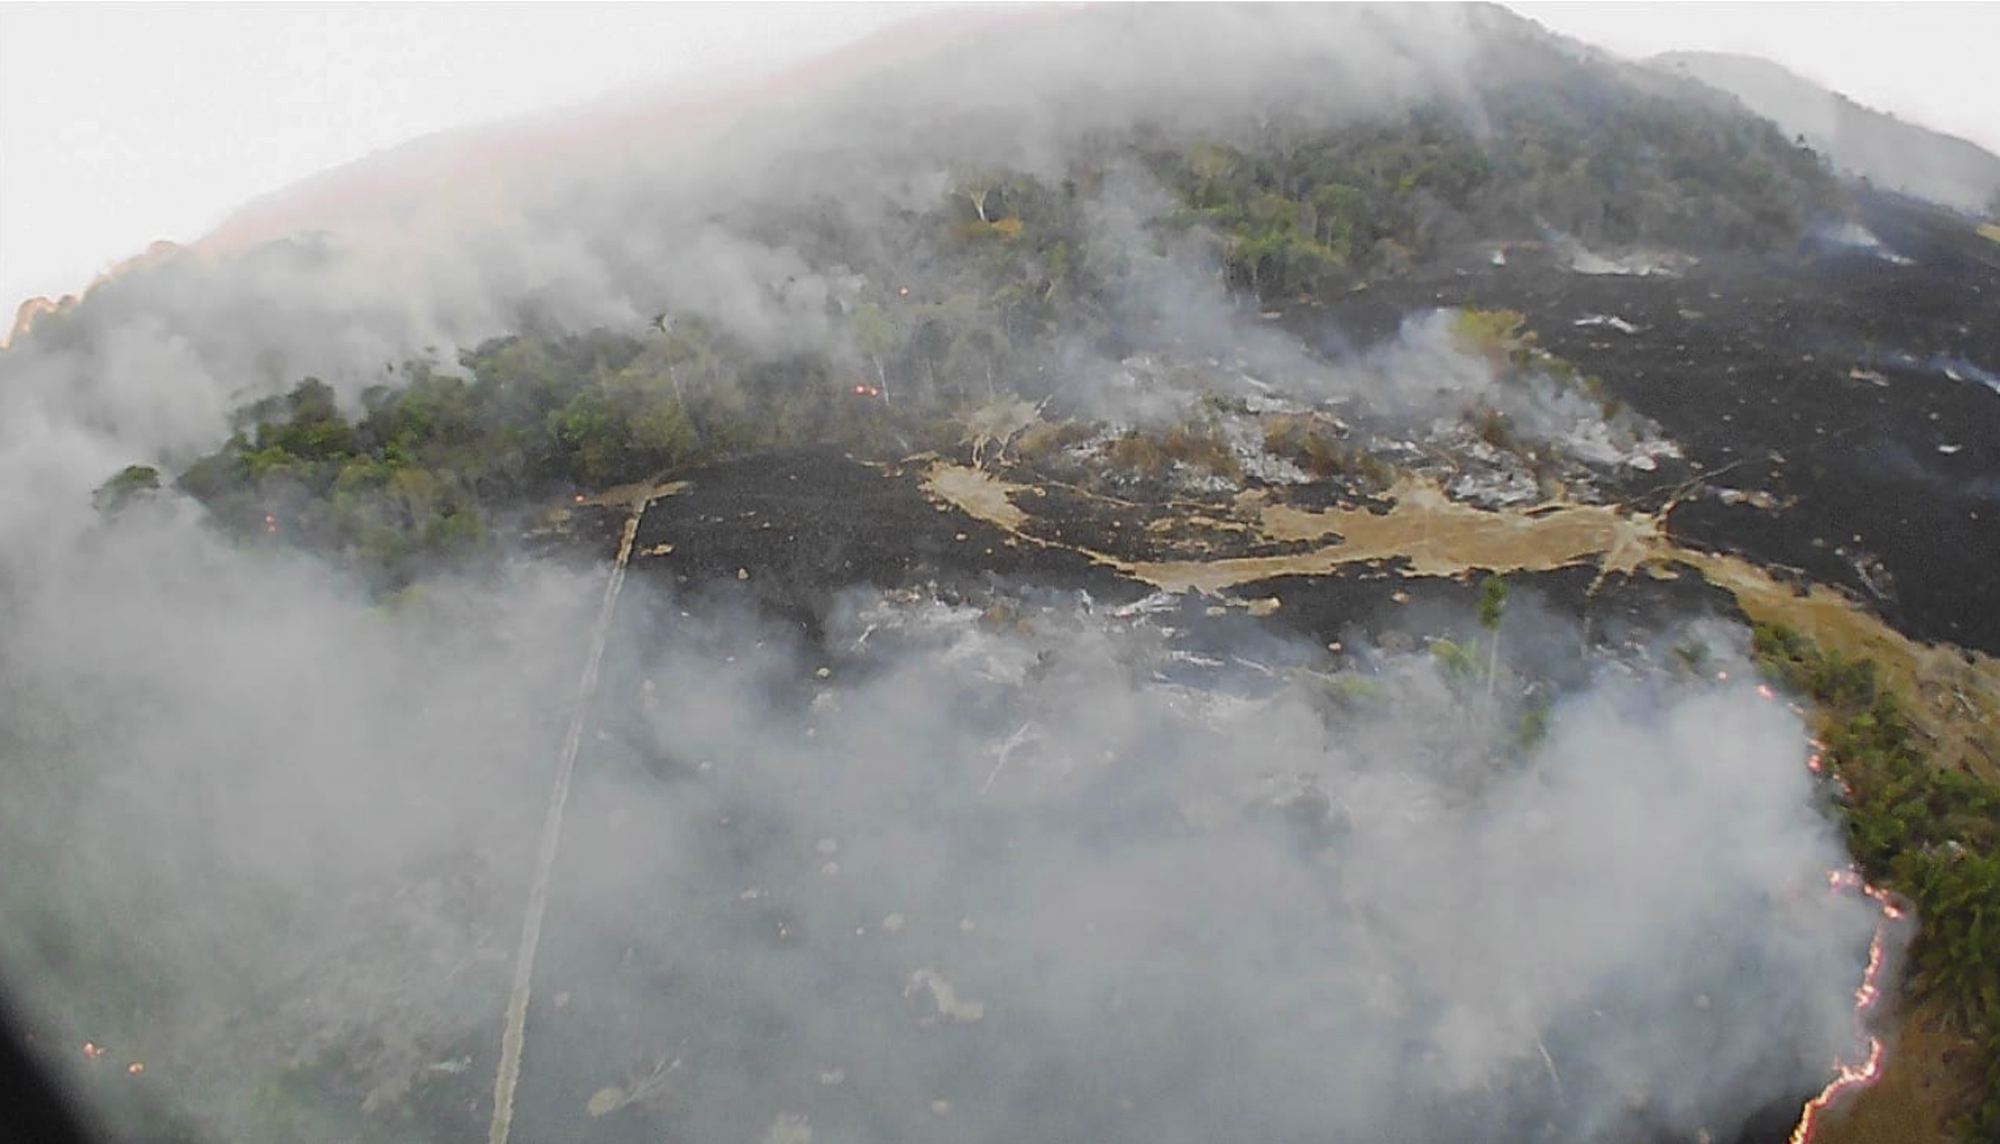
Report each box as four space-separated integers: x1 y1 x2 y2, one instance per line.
592 191 1999 667
615 447 1756 668
34 228 1987 1144
623 448 1148 647
459 190 2000 1144
1298 190 2000 655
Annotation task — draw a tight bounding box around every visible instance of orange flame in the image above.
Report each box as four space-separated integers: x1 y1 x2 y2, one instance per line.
1790 1036 1884 1143
1790 871 1901 1142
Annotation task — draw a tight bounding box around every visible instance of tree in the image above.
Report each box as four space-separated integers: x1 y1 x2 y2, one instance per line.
92 464 161 515
642 315 719 449
912 291 1003 401
1478 574 1508 712
231 378 356 465
849 302 900 406
384 468 443 531
1184 141 1239 209
953 163 1002 224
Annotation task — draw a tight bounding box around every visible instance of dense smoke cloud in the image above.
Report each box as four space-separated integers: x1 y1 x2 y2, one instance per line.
0 510 1884 1141
0 546 459 1131
560 590 1881 1144
0 5 1501 460
0 5 1899 1142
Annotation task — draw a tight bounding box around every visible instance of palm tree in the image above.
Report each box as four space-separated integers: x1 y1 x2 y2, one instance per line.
1478 574 1508 716
647 315 715 449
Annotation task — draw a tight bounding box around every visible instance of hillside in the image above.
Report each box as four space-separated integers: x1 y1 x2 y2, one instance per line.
1 6 1996 1144
1653 50 2000 216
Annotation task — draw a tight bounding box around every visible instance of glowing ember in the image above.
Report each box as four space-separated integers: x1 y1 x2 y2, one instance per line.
1790 869 1902 1142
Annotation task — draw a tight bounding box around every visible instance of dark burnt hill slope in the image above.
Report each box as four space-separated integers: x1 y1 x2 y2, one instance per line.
1307 192 2000 655
626 449 1147 643
616 447 1750 673
608 189 2000 661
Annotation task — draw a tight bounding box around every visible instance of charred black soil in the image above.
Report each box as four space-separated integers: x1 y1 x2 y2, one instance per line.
1300 190 2000 655
624 447 1149 645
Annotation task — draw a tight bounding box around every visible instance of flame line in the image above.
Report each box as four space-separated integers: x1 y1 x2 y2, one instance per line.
1789 875 1901 1143
1781 697 1903 1144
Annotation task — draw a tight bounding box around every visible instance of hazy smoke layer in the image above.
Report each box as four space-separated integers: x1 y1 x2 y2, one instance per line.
0 505 599 1132
0 5 1496 469
1652 50 2000 215
0 6 1891 1142
529 585 1879 1144
0 509 1883 1141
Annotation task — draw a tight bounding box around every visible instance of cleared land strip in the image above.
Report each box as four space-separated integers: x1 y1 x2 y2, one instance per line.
487 503 644 1144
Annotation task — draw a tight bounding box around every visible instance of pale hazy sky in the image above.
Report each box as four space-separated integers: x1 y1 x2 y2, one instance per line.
2 2 1996 314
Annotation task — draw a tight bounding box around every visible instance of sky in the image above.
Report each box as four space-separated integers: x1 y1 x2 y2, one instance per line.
2 1 1996 315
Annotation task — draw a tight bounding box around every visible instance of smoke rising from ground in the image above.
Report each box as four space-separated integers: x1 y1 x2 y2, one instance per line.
0 5 1899 1141
1 5 1500 459
577 590 1879 1144
0 508 1885 1140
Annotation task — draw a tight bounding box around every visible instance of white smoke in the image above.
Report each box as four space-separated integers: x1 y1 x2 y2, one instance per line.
0 7 1892 1142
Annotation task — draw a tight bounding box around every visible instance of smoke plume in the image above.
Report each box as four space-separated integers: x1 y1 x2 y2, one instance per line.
0 6 1893 1142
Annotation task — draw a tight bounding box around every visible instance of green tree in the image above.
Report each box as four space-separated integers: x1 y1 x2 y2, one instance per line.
92 464 161 515
255 378 354 461
1478 574 1508 711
